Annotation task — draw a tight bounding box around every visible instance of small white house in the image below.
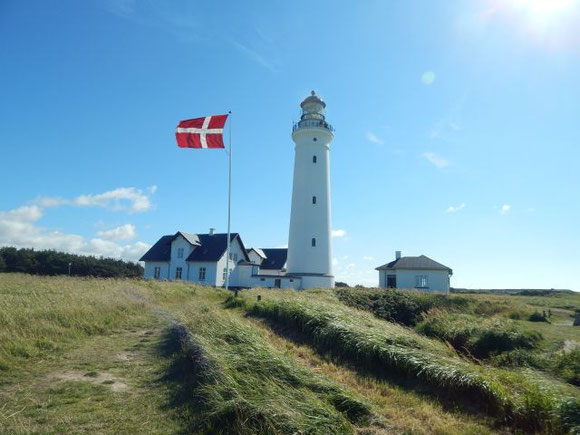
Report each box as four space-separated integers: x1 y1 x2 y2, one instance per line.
375 251 453 294
140 230 302 289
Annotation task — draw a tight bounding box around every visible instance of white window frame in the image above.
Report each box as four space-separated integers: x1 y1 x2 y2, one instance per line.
415 275 428 288
199 267 206 281
154 267 160 279
177 247 184 259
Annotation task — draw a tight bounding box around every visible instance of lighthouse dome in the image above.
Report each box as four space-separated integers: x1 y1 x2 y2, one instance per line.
300 90 326 110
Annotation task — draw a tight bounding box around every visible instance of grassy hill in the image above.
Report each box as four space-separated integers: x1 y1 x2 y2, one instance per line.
0 274 578 434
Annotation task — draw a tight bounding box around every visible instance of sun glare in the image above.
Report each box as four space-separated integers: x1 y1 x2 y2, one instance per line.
507 0 576 29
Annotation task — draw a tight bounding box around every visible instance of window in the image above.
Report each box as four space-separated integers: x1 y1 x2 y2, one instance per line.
311 238 316 247
154 267 160 279
313 137 317 142
175 267 182 280
229 253 238 262
415 275 428 288
198 267 206 281
177 247 184 259
313 155 317 163
312 196 317 204
223 267 231 280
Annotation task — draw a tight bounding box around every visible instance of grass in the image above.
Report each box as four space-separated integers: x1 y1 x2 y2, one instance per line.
416 310 543 358
237 290 579 433
1 273 579 434
165 305 379 434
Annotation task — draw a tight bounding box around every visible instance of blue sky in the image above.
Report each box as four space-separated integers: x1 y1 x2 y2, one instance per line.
1 0 579 289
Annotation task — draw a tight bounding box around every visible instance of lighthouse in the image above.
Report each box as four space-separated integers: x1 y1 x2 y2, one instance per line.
286 91 335 288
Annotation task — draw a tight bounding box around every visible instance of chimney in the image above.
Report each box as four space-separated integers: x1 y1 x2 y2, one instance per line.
209 228 215 235
396 250 401 260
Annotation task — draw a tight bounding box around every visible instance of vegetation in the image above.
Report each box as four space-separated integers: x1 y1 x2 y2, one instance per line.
0 246 143 278
1 274 578 433
416 311 543 358
240 292 578 433
167 308 378 433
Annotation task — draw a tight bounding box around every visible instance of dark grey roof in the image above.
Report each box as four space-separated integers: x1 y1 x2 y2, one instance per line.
139 235 173 262
259 248 287 270
375 255 452 274
140 232 249 263
187 233 249 262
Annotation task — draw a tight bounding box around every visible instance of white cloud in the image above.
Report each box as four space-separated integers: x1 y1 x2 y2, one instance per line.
365 131 384 145
36 186 156 213
332 258 339 266
87 239 149 261
230 40 276 71
331 229 347 238
422 152 450 169
96 224 137 241
0 200 150 262
421 71 436 85
362 256 374 261
500 204 511 214
446 203 466 213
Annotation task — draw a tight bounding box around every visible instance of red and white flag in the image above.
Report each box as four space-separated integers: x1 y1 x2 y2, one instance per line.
175 114 229 149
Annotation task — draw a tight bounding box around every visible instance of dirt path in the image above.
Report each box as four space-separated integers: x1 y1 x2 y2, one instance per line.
0 317 184 434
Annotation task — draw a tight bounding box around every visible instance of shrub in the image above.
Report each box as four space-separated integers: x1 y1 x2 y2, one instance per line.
554 349 580 386
528 311 549 322
489 349 545 369
336 288 421 326
336 288 473 327
416 311 543 358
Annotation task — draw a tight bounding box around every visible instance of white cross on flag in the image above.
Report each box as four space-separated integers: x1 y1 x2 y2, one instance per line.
175 114 229 149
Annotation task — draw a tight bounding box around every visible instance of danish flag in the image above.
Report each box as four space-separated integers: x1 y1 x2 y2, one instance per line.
175 114 229 149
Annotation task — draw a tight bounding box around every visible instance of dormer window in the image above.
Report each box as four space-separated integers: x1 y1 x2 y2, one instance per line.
177 247 184 259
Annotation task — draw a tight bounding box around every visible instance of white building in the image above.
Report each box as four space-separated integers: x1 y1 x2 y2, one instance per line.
140 230 302 289
375 251 453 294
286 91 335 288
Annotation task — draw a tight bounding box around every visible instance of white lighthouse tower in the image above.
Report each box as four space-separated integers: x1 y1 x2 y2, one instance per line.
286 91 335 288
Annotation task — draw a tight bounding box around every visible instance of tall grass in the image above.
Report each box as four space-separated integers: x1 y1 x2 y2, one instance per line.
244 293 579 433
416 310 543 358
0 274 151 371
169 299 377 434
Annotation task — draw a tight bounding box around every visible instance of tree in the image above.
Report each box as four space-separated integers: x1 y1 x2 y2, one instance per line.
0 247 143 278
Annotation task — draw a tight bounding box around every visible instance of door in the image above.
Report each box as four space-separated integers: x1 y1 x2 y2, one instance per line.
274 279 281 288
387 274 396 288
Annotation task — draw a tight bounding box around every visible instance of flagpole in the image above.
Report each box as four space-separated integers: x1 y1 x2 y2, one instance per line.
225 111 232 293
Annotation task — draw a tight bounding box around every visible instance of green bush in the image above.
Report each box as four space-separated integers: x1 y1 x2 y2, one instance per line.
416 312 542 358
528 311 549 322
554 349 580 386
489 349 545 369
335 288 472 327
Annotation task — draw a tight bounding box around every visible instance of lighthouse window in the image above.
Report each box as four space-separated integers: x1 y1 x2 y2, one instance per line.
313 137 317 142
313 155 317 163
312 196 317 204
311 238 316 247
